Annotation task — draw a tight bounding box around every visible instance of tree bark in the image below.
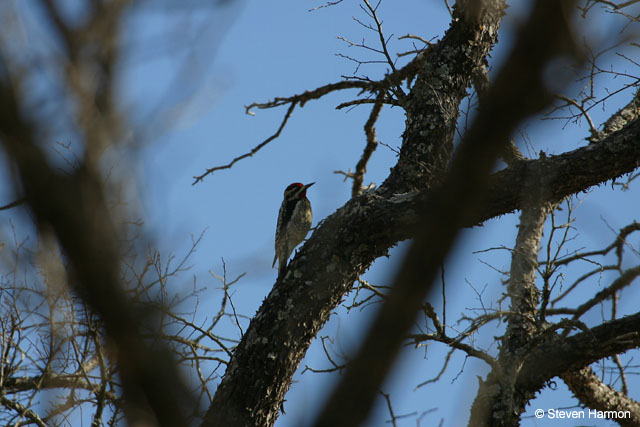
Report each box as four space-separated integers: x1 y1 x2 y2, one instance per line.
202 1 640 425
562 367 640 427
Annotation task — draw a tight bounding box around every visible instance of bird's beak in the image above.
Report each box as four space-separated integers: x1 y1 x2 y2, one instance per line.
303 182 315 190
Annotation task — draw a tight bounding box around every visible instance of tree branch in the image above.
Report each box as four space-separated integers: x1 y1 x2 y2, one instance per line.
562 367 640 427
315 0 577 422
351 92 384 197
201 1 639 425
0 59 191 426
517 312 640 394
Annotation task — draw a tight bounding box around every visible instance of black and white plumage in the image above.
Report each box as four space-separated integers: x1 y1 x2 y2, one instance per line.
273 182 314 276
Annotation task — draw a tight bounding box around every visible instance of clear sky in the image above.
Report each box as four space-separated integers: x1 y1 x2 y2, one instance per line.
2 1 640 426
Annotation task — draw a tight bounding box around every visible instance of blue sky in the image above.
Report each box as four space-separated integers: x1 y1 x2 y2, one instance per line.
2 1 640 426
129 2 640 426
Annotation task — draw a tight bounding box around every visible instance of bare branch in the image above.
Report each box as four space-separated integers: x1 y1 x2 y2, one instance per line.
308 0 344 12
192 102 296 184
554 94 599 138
569 265 640 319
562 367 640 426
362 0 397 73
351 92 384 197
1 396 48 427
380 390 399 427
0 197 25 211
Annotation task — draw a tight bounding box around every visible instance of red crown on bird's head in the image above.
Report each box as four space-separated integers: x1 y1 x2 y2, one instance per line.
284 182 314 198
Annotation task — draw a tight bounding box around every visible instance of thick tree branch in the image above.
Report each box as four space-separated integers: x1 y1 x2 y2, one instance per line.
204 0 508 423
199 82 640 426
4 374 117 400
201 0 640 424
483 115 640 225
469 161 556 426
316 0 578 422
517 312 640 394
202 0 592 425
562 367 640 427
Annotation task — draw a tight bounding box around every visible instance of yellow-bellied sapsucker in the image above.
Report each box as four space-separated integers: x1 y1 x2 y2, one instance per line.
272 182 314 276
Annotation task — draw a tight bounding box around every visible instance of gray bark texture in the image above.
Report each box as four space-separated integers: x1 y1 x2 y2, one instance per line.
203 1 640 426
2 0 639 426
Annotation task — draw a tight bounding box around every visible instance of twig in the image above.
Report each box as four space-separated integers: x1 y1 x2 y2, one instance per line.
193 2 436 184
308 0 344 12
352 92 384 197
362 0 396 73
555 94 599 138
398 34 433 45
192 102 296 184
0 197 25 211
443 0 454 17
415 348 455 389
379 390 398 427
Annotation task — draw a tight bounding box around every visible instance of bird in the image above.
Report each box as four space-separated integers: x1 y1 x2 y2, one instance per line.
273 182 314 277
